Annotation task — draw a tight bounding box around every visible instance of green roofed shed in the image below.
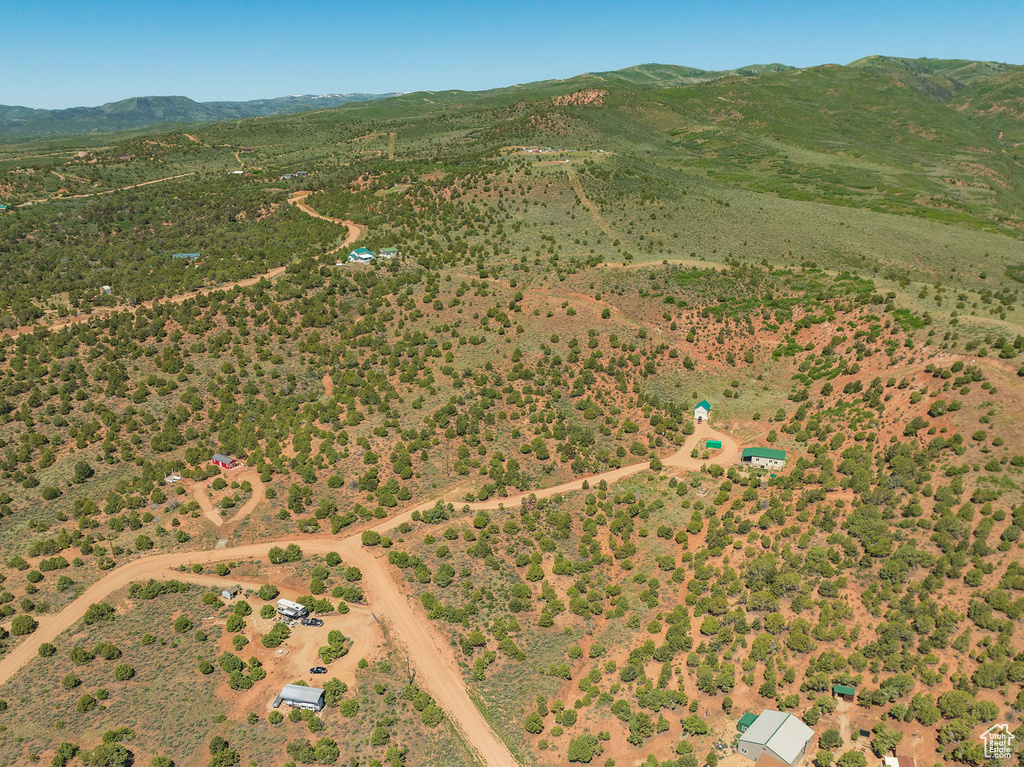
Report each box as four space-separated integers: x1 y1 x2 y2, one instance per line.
706 439 722 449
738 712 759 732
833 684 855 700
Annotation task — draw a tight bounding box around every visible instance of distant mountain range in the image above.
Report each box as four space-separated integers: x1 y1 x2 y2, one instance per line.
2 55 1020 141
0 93 402 138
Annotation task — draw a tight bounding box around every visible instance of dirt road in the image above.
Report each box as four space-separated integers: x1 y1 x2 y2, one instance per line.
0 265 288 341
0 536 519 767
1 188 365 342
288 191 365 252
566 165 619 242
368 421 737 537
189 469 266 534
55 172 197 200
0 421 739 766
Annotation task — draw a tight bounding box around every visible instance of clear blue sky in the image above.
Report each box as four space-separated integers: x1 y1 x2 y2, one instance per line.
2 0 1021 108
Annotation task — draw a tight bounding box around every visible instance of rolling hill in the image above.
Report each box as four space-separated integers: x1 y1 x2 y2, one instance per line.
1 54 1024 767
0 92 401 139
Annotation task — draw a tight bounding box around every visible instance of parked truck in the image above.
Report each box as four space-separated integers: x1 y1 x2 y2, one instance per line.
276 598 308 619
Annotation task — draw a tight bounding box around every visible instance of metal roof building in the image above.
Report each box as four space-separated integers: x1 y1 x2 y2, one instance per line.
348 247 375 264
211 454 240 469
737 709 814 767
273 684 325 711
737 712 759 732
833 683 855 701
741 447 787 469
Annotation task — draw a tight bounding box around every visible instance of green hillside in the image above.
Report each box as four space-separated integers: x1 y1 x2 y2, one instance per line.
0 92 400 140
588 62 793 86
2 56 1024 324
3 56 1024 767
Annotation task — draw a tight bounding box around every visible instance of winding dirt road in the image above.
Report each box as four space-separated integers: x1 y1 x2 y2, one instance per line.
1 186 364 342
287 191 365 254
0 422 737 766
190 469 266 535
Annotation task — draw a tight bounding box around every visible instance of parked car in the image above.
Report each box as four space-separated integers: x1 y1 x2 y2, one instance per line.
697 416 702 423
301 618 323 627
310 666 328 674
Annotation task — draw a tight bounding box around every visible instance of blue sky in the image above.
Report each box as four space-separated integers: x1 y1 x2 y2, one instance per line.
2 0 1021 108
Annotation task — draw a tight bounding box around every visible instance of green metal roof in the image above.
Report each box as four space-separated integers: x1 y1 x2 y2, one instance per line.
833 684 855 695
737 712 758 731
695 400 712 411
379 247 399 254
350 247 374 255
706 440 723 449
742 447 787 461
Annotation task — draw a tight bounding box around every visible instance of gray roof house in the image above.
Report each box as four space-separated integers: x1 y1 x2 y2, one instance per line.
272 684 325 711
736 710 814 767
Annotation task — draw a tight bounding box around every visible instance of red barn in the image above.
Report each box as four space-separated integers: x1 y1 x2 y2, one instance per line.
211 453 239 470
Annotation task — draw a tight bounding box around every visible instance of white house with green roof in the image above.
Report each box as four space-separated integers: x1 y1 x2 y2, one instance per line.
741 447 787 469
694 400 711 421
348 247 375 264
736 709 814 767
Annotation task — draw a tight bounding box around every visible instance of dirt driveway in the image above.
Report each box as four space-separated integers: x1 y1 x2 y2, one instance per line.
0 421 744 766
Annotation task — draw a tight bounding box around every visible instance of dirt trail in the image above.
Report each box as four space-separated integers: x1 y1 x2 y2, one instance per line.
183 134 201 144
14 172 199 209
288 191 365 252
566 165 619 242
0 421 742 766
361 422 737 538
3 189 369 342
0 265 287 341
55 172 197 200
189 469 266 534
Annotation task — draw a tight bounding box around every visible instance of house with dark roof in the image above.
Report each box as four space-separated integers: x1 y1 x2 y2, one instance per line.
736 709 814 767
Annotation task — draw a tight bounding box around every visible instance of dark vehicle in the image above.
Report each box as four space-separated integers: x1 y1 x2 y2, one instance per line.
697 416 703 423
301 618 324 627
310 666 328 674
